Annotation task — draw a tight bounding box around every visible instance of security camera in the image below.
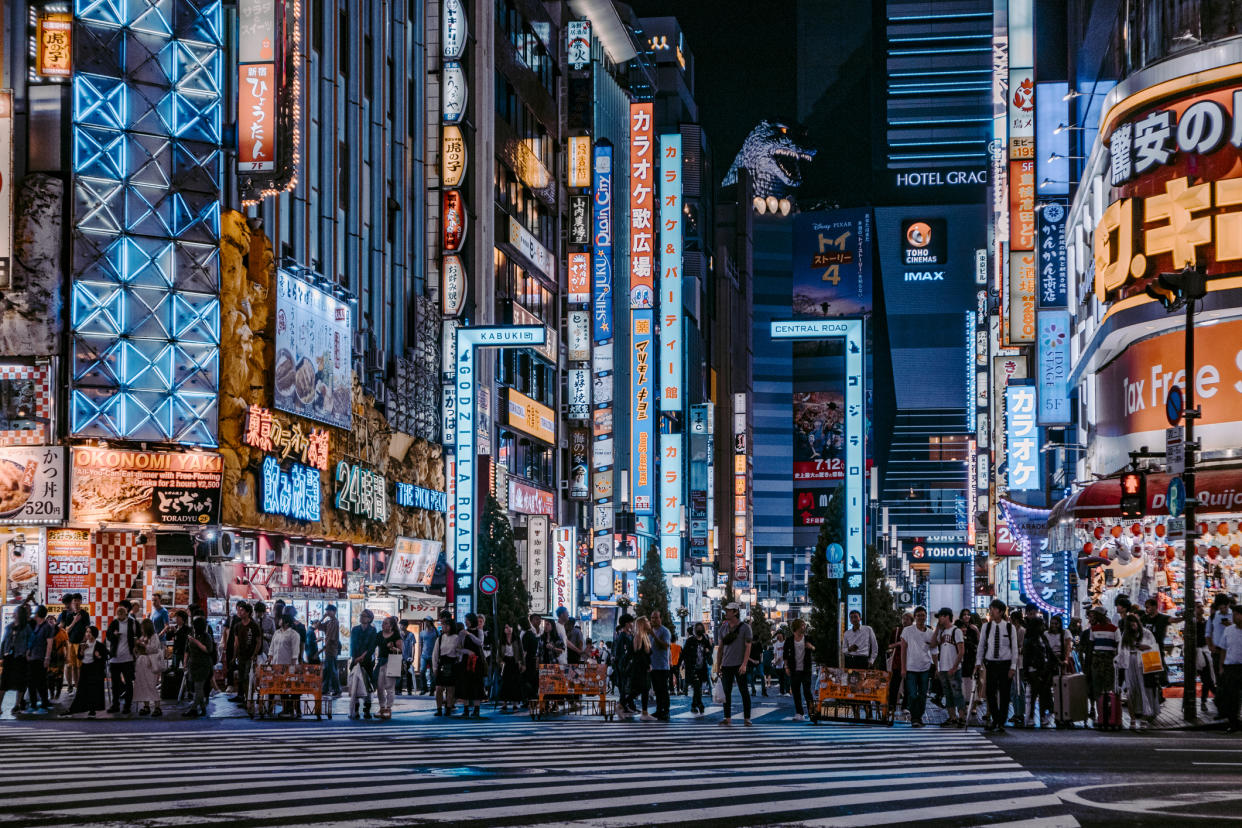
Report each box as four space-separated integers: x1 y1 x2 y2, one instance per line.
136 532 149 546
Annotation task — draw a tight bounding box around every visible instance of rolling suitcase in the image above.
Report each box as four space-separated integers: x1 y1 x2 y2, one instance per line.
1096 690 1122 730
1054 672 1088 727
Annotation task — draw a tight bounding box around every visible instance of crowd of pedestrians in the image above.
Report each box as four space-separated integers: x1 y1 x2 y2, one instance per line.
3 590 1241 732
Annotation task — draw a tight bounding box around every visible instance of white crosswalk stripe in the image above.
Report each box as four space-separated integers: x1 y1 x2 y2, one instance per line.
0 716 1077 827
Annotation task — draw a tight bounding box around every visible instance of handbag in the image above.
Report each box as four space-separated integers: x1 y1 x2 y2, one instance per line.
711 677 725 705
385 653 404 676
1140 649 1163 674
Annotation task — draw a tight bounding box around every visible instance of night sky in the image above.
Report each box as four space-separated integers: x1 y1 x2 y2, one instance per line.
627 0 799 169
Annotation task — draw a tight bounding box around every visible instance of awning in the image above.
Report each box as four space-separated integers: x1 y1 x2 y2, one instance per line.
1054 467 1242 520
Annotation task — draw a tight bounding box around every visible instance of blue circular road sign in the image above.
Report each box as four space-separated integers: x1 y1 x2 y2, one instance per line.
826 543 844 563
1167 477 1186 518
1166 386 1184 427
479 574 499 595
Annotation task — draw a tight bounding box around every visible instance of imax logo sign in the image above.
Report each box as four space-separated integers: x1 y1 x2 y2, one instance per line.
904 271 945 282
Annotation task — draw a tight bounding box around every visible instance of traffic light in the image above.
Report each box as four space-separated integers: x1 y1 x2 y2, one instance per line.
1120 471 1146 518
1145 266 1207 310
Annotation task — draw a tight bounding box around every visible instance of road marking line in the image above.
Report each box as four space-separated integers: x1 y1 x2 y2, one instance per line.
801 795 1073 827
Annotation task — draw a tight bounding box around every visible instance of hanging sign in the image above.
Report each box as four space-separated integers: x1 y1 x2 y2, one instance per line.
442 61 467 124
569 136 592 189
567 310 590 361
570 196 591 247
36 13 73 77
442 254 466 316
442 0 467 60
551 525 576 614
238 64 277 172
528 515 549 613
441 124 467 187
628 103 655 307
443 189 467 251
568 368 591 420
566 20 591 70
592 143 614 342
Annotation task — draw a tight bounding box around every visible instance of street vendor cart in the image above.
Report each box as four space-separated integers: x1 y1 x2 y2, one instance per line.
248 663 331 720
529 663 616 720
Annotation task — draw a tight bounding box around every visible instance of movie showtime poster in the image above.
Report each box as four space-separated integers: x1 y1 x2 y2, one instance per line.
793 390 844 526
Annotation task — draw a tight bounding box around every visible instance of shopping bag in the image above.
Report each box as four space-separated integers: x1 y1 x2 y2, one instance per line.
1141 650 1163 674
348 664 371 696
711 677 725 705
386 653 404 676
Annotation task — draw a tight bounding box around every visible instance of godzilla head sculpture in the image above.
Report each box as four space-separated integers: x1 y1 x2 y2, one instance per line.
722 120 817 199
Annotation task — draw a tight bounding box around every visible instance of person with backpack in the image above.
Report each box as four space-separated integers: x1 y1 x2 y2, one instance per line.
182 615 216 717
714 602 754 726
1021 616 1056 728
979 599 1019 733
934 608 966 727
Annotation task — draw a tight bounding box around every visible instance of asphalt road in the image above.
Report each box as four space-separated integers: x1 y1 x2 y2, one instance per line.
988 725 1242 825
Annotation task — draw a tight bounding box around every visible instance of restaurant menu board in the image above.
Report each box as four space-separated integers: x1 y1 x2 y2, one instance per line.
273 270 353 429
69 447 223 526
45 528 90 603
0 447 65 524
4 530 41 602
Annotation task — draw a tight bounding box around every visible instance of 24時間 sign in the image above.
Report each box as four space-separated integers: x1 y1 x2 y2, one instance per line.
334 461 389 522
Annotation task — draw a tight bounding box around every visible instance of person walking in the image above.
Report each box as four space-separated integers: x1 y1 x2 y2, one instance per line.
1021 616 1056 728
348 609 379 719
1193 602 1218 714
979 599 1019 733
228 602 262 706
418 618 438 695
375 615 402 720
58 593 90 695
457 613 487 718
498 622 525 713
784 618 816 722
934 608 966 727
771 631 787 695
398 620 417 696
68 626 108 718
843 610 879 669
315 605 342 697
133 619 165 717
23 606 55 712
1116 612 1159 730
714 602 753 726
1208 595 1234 690
649 610 672 721
682 622 712 714
1219 604 1242 733
630 616 653 720
959 612 981 723
900 606 935 727
432 612 461 717
614 614 636 714
1087 605 1119 717
182 615 216 718
520 615 540 701
105 601 140 715
269 610 304 718
0 604 32 714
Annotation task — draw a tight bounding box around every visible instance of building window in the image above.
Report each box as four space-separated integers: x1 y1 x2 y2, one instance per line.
928 435 969 462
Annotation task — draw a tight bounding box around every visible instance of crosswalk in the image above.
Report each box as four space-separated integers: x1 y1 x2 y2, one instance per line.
0 717 1079 827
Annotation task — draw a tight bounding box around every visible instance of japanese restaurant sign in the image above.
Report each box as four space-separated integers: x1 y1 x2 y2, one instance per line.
70 448 223 525
238 64 276 172
244 405 331 470
0 447 65 524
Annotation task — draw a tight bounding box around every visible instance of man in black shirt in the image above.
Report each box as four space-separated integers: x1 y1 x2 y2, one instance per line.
1143 597 1172 695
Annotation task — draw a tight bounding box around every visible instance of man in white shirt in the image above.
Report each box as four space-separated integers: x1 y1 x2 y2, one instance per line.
1220 604 1242 733
934 607 966 727
979 598 1019 734
843 610 880 669
900 606 936 727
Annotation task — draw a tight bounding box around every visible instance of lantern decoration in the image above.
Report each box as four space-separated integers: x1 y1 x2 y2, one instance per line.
1208 546 1220 559
1110 525 1123 538
1155 524 1166 538
1231 544 1241 558
1199 522 1208 536
1094 526 1105 540
1165 546 1176 562
1131 524 1143 536
1083 541 1094 555
1218 522 1230 536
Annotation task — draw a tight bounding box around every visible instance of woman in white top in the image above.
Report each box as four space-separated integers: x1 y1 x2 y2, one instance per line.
133 619 165 717
1115 613 1160 729
269 611 302 717
432 614 460 716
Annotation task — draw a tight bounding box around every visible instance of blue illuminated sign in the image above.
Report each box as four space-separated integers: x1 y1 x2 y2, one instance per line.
592 144 613 343
1005 383 1041 490
659 134 683 411
395 482 448 512
260 457 322 522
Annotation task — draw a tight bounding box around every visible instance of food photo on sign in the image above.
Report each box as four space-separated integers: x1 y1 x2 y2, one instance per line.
69 447 223 526
273 270 353 430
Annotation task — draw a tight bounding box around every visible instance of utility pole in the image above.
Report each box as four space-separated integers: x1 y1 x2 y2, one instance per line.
1146 265 1207 723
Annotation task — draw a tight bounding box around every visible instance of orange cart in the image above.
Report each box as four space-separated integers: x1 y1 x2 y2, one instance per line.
813 666 894 725
529 663 615 720
248 663 331 720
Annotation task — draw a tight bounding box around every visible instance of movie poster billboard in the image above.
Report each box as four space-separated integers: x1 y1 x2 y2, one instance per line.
274 270 353 429
792 209 874 318
792 391 844 526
